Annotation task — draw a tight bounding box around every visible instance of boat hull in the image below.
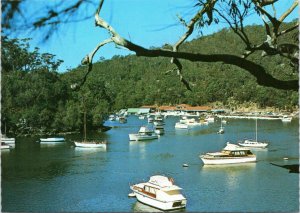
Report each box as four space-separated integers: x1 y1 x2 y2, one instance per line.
129 134 158 141
1 138 15 144
238 142 268 148
40 137 65 142
1 144 11 149
74 141 106 148
200 156 256 165
133 190 186 211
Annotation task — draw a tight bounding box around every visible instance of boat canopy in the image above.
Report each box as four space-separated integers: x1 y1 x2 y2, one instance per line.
148 175 182 191
224 142 250 151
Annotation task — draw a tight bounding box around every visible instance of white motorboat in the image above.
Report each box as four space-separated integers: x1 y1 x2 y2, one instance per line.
129 126 159 141
139 115 145 120
154 123 165 135
130 175 187 211
205 116 215 123
200 142 256 165
148 117 154 123
40 137 65 142
175 122 189 129
109 115 115 121
1 135 15 144
74 141 107 149
1 142 12 150
281 115 292 122
238 139 268 148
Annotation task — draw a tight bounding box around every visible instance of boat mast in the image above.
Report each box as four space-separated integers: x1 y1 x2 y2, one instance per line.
255 118 258 142
84 111 87 142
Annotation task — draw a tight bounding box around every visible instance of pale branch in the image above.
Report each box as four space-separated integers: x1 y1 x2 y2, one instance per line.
81 38 113 65
278 0 298 23
74 38 113 91
173 0 217 51
170 0 218 90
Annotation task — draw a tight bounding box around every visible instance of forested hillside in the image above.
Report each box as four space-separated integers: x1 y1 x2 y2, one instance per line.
1 23 298 135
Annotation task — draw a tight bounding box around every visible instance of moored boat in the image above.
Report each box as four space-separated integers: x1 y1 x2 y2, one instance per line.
40 137 65 142
281 115 292 122
74 111 107 149
154 123 165 135
74 141 107 149
238 118 268 148
130 175 187 211
238 139 268 148
175 122 189 129
1 142 12 150
200 142 256 165
1 135 15 144
129 126 159 141
217 126 225 134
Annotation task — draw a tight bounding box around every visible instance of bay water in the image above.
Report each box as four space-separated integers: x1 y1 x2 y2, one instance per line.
1 116 299 212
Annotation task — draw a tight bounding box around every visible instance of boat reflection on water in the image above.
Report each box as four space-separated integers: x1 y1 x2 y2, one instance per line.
201 163 257 189
74 146 107 152
132 201 186 212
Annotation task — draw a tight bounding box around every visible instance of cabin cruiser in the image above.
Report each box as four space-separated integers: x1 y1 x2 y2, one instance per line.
1 135 15 146
130 175 187 211
154 122 165 135
175 122 189 129
129 126 159 141
1 142 12 150
200 142 256 165
238 139 268 148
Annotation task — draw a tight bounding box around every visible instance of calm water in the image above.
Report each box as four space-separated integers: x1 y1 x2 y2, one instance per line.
1 116 299 212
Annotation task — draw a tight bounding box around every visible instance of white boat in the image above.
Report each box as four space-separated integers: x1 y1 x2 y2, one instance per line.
139 115 145 120
281 115 292 122
238 139 268 148
199 142 256 165
148 117 154 123
205 116 215 123
175 122 189 129
129 126 159 141
217 126 225 134
109 115 115 121
1 135 15 144
40 137 65 142
1 142 12 150
238 118 268 148
154 123 165 135
74 141 107 149
74 111 107 148
130 175 187 211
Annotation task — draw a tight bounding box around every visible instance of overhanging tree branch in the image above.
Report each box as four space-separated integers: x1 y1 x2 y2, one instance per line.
81 0 298 91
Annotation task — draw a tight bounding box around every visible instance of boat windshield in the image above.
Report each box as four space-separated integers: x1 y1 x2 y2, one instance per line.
165 190 181 195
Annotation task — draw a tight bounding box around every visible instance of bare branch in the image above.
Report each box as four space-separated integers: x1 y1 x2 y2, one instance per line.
278 0 298 22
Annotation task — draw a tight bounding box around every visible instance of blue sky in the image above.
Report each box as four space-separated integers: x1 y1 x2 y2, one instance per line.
12 0 299 72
